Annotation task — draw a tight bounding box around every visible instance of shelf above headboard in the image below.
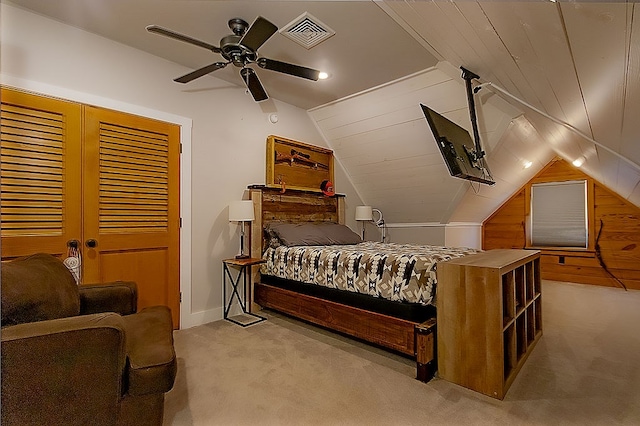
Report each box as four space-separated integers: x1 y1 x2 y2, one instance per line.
265 135 334 193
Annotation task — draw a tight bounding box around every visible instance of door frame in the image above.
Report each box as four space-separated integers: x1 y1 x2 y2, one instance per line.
3 77 194 328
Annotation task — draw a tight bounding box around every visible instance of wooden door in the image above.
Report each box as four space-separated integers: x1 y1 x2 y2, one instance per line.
83 106 181 327
1 88 181 328
0 88 82 258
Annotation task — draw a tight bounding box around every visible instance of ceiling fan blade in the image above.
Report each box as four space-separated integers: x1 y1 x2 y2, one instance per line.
240 68 268 102
257 58 320 81
239 16 278 52
174 62 228 84
146 25 221 53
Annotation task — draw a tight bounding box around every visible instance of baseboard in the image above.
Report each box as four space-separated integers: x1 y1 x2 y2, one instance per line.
180 307 223 329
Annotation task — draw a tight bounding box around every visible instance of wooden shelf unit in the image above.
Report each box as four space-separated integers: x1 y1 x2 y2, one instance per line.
437 249 542 399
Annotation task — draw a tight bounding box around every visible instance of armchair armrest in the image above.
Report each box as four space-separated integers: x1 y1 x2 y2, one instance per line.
1 313 127 426
79 281 138 315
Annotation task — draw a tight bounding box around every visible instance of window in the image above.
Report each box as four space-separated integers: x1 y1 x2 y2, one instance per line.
530 180 587 248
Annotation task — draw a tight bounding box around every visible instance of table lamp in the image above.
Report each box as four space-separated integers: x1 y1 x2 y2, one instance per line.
355 205 373 240
355 205 386 242
229 200 255 259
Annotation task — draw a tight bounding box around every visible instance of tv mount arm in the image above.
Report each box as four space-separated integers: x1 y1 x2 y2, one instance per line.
460 67 484 164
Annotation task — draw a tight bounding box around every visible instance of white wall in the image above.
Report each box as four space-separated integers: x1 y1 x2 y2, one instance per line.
444 223 482 249
384 225 445 246
378 223 481 249
0 3 362 328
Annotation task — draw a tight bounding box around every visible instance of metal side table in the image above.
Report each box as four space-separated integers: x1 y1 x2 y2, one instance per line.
222 257 266 327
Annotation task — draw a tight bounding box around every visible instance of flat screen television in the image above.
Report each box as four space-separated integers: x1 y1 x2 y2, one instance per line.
420 104 495 185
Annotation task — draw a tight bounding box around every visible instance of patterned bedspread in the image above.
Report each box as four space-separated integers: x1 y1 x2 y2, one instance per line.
261 242 480 307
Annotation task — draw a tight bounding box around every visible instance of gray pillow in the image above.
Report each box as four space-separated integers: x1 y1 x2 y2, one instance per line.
268 222 362 246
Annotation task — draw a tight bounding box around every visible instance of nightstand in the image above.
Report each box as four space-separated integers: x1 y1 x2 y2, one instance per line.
223 257 266 327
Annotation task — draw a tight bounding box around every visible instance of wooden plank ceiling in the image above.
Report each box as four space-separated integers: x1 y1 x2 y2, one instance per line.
310 64 552 224
313 1 639 224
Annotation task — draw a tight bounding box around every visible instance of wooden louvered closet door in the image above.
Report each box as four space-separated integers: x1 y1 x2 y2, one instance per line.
0 88 82 258
83 106 180 327
1 88 180 328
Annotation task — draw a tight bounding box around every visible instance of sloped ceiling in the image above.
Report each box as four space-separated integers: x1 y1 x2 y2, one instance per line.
3 1 639 225
373 1 640 222
309 63 555 224
313 1 639 224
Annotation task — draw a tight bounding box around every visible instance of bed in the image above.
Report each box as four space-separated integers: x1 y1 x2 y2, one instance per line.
248 185 479 382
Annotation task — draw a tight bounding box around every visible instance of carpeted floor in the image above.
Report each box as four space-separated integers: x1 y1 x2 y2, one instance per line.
163 280 640 425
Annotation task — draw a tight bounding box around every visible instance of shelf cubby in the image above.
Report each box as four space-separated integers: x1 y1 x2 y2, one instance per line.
525 262 535 303
503 323 516 380
533 257 542 297
515 265 525 312
502 271 515 327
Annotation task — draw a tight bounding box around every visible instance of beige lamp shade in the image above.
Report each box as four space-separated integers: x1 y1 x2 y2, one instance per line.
355 205 373 221
229 200 255 222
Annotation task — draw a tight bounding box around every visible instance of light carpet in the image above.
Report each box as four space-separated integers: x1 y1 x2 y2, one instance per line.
163 280 640 425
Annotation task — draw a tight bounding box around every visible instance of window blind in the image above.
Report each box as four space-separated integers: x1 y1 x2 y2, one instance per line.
530 180 587 248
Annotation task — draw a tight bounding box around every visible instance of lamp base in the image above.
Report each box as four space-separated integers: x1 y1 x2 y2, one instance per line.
235 254 250 259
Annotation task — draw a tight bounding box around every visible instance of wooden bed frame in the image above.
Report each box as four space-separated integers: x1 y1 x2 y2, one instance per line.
247 185 437 382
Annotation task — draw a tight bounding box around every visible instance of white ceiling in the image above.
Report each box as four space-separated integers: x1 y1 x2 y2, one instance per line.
5 0 640 225
4 0 438 110
309 63 556 224
380 0 640 220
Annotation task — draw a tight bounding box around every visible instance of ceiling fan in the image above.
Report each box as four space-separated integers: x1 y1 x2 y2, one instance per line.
146 16 321 102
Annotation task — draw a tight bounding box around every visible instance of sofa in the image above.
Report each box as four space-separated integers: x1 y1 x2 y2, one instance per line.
1 253 177 426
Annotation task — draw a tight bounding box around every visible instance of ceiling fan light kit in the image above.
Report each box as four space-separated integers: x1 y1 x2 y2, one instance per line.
146 16 322 102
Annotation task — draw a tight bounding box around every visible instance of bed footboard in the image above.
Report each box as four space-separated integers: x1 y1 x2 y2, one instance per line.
255 282 437 382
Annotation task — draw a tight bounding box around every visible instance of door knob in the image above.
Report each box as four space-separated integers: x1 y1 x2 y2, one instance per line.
66 239 80 249
85 239 98 248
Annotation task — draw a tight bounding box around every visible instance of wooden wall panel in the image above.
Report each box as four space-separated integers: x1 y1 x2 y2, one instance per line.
593 186 640 276
483 158 640 290
483 189 526 249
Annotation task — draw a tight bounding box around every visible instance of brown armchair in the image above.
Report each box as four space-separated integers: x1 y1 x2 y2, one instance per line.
1 253 177 426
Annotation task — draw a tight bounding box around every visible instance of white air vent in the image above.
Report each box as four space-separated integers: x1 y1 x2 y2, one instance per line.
279 12 335 49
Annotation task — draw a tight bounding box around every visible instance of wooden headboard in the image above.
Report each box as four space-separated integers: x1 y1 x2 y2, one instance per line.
247 185 346 258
